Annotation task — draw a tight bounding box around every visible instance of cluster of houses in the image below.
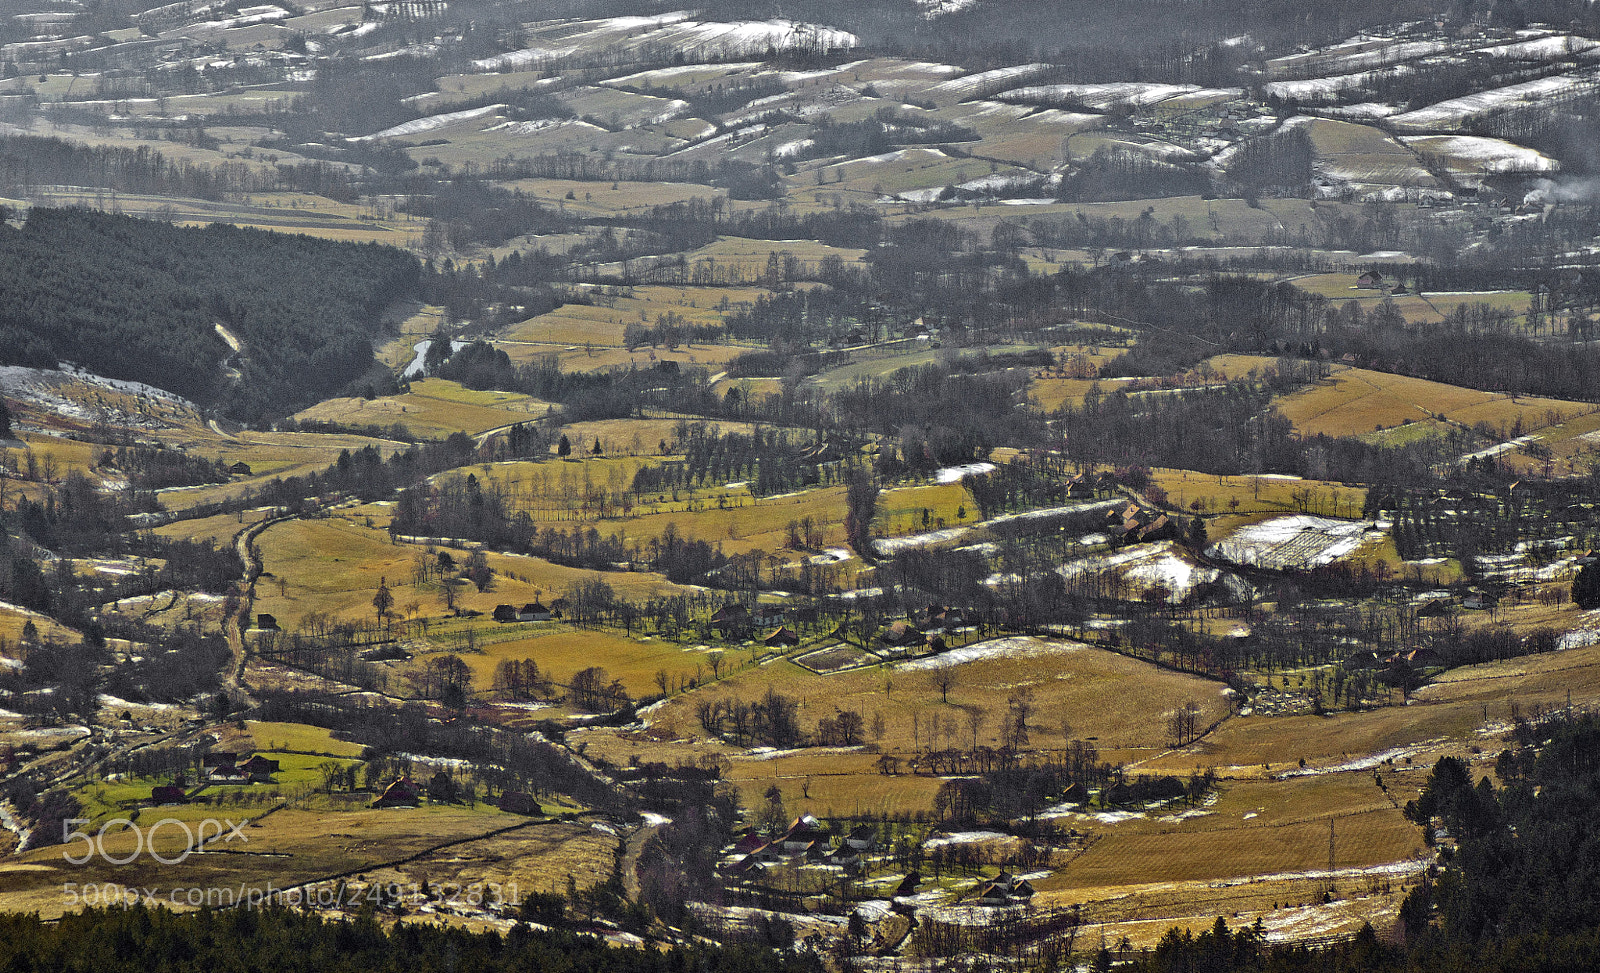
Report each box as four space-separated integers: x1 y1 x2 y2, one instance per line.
722 815 1041 911
1355 270 1411 296
202 752 280 785
708 602 802 649
1065 471 1118 500
1106 501 1178 546
147 752 280 804
973 870 1038 907
725 814 879 876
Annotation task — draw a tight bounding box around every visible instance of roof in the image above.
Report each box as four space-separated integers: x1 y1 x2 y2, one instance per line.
763 626 800 646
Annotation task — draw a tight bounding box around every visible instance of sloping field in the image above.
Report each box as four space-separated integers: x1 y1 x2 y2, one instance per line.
643 637 1232 765
1208 516 1383 571
1304 118 1435 189
1213 356 1589 438
292 379 552 438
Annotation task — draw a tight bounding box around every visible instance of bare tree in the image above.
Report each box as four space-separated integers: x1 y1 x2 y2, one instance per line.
966 707 987 750
931 668 957 703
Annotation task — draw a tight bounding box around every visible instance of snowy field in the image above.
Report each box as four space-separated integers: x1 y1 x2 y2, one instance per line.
899 635 1085 670
1208 516 1382 570
1058 540 1251 604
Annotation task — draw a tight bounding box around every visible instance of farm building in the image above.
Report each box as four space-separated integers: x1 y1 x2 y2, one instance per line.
151 785 187 804
373 776 422 808
255 613 278 630
497 791 541 815
763 626 800 647
893 871 922 897
492 604 519 623
730 832 768 856
710 603 751 636
229 462 253 476
517 601 553 622
777 814 828 852
1416 599 1453 619
880 620 925 648
1357 270 1385 288
240 755 280 782
209 764 248 784
975 871 1037 906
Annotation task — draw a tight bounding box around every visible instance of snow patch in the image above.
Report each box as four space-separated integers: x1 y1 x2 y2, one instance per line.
900 635 1084 670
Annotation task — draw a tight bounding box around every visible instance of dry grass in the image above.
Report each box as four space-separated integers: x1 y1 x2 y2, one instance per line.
418 626 715 701
1047 805 1422 889
1305 119 1436 188
293 378 552 439
1206 355 1592 440
0 804 542 919
1148 468 1368 537
494 178 723 216
251 515 694 633
640 640 1232 790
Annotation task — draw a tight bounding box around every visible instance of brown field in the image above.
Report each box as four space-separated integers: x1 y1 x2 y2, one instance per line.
424 626 718 701
1206 355 1592 440
1148 468 1368 537
1049 805 1422 890
636 639 1233 806
494 177 723 216
251 515 694 633
0 803 604 920
0 604 76 646
1139 641 1600 779
292 378 553 439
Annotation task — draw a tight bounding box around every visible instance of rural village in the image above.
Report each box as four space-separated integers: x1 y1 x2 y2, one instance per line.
6 0 1600 971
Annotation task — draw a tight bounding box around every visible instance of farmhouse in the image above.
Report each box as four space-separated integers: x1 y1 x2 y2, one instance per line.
1406 647 1444 668
229 461 253 476
709 603 751 636
844 824 877 850
763 626 800 648
517 601 553 622
777 814 828 852
497 791 541 815
209 763 248 784
973 870 1036 906
373 776 422 808
879 620 925 648
1345 649 1385 670
151 785 187 804
1065 473 1097 499
255 613 279 630
1357 270 1385 289
893 871 922 897
730 832 768 856
1415 599 1453 619
239 755 280 782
